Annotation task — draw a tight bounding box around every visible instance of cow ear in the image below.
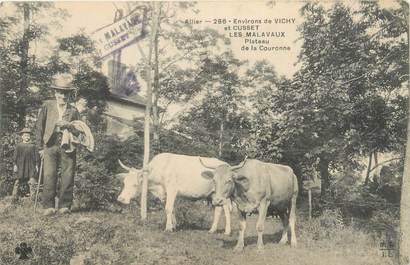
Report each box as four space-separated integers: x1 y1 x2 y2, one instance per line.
201 170 214 180
233 174 250 191
115 173 127 181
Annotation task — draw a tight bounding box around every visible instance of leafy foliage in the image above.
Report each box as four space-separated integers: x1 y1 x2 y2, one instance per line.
0 133 18 197
173 51 249 163
244 2 408 198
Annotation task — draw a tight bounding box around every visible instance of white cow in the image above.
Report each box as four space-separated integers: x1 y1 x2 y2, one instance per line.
117 153 232 234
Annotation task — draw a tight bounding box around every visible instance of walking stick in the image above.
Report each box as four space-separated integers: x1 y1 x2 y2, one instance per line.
34 157 44 213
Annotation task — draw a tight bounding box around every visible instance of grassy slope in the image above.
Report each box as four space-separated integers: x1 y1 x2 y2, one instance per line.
0 198 393 265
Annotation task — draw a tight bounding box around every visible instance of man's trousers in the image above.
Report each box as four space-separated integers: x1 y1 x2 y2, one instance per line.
41 144 76 209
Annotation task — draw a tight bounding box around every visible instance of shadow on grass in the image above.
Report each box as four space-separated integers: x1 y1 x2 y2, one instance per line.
177 224 211 231
219 231 284 249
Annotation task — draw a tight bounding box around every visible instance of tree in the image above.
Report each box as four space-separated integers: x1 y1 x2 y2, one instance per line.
126 2 227 151
0 3 68 130
139 2 161 220
174 51 249 163
56 33 110 112
252 3 371 196
248 2 407 200
288 2 405 196
358 1 409 261
401 88 410 265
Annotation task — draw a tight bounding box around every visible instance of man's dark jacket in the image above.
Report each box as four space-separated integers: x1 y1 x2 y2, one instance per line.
35 100 80 148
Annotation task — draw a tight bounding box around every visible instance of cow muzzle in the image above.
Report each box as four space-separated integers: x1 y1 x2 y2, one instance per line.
117 195 130 205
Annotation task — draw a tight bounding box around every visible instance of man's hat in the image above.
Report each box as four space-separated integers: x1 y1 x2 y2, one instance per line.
51 73 76 92
19 128 31 134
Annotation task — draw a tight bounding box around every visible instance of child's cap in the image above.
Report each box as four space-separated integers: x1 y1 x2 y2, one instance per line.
19 128 31 135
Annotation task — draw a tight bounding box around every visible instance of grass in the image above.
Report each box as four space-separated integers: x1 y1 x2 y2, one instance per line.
0 197 394 265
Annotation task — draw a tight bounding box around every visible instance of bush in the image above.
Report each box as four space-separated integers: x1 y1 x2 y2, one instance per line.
0 133 18 197
318 209 344 229
298 209 344 243
298 210 376 250
367 209 399 235
74 133 144 210
315 167 400 226
174 199 213 230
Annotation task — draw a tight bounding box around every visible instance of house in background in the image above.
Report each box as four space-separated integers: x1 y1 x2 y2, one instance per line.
102 59 147 140
104 93 146 140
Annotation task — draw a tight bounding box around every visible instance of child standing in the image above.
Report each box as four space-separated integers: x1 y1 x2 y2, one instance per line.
12 128 40 199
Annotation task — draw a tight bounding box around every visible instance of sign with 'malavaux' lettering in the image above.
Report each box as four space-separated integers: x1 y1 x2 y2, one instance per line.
91 7 147 59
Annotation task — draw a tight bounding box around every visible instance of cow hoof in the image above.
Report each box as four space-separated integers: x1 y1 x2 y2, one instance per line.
224 230 231 236
165 227 173 232
233 245 244 253
208 228 217 234
290 241 297 248
257 245 265 253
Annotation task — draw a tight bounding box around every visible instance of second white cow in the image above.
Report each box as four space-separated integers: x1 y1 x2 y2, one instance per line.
117 153 231 234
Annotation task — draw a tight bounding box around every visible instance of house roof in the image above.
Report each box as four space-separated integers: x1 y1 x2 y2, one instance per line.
107 92 147 108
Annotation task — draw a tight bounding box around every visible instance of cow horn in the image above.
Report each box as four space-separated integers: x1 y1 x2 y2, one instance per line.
231 155 248 171
118 159 131 171
199 157 217 169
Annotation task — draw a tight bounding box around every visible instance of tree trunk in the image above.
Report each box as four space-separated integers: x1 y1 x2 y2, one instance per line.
399 94 410 264
18 3 30 128
373 150 380 183
319 156 330 198
0 72 3 174
152 26 160 154
218 118 224 158
399 30 410 265
140 2 160 221
308 189 312 220
364 151 373 185
374 151 378 166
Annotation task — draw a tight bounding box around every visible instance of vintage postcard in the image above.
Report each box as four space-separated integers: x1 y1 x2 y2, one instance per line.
0 1 408 264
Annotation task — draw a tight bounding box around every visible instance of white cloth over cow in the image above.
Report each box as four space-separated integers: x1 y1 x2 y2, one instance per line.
117 153 231 234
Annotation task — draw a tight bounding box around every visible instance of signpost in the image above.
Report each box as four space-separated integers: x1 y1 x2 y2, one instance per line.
91 7 147 59
303 179 320 219
92 3 158 221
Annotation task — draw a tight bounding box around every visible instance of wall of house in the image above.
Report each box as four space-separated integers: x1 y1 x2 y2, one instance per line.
106 100 145 121
104 100 145 140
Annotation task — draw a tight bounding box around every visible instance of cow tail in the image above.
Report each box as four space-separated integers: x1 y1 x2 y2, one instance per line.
289 172 298 246
293 173 299 197
288 172 298 215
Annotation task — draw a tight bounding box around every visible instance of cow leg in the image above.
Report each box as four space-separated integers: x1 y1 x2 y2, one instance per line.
165 190 177 232
256 199 269 251
223 200 232 235
234 211 247 252
172 213 177 230
289 196 297 247
278 211 289 245
209 206 222 233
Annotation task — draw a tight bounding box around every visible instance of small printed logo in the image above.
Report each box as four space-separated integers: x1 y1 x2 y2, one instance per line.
15 242 33 260
379 231 397 258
